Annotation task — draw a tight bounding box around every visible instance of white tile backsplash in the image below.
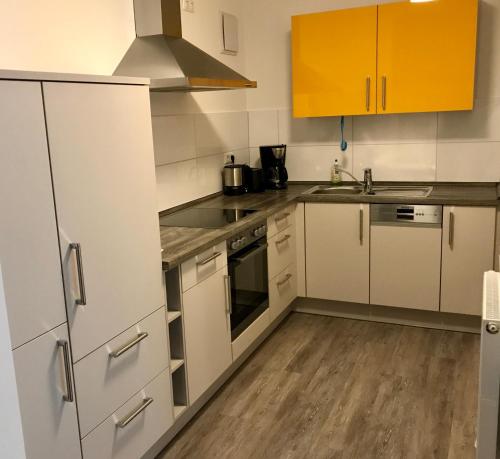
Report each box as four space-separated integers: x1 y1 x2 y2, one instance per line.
353 113 437 145
353 144 437 182
438 98 500 143
155 160 198 211
195 111 249 157
278 109 352 146
286 145 353 182
436 142 500 182
196 154 225 197
152 115 196 166
154 96 499 211
248 110 279 147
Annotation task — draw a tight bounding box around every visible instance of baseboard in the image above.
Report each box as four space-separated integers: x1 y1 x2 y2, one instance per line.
292 297 481 334
144 305 292 459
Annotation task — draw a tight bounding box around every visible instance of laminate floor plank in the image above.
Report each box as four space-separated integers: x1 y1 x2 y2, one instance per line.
158 313 479 459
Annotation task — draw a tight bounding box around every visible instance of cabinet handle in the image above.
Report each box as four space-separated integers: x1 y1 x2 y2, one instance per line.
224 275 232 315
57 340 74 403
275 212 290 223
197 251 222 266
110 332 149 358
70 243 87 306
449 212 455 249
116 397 154 428
277 273 292 287
366 77 371 112
359 208 364 245
381 76 387 111
275 234 291 245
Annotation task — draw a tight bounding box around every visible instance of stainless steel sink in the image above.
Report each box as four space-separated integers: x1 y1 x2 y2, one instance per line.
306 185 433 198
371 186 433 197
309 186 363 195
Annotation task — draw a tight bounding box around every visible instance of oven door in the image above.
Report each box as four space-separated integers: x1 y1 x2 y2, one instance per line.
228 240 269 341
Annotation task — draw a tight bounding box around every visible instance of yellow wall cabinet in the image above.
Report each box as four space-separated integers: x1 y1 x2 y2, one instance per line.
292 0 478 118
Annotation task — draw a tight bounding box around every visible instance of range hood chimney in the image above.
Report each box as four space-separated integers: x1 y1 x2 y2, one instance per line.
114 0 257 92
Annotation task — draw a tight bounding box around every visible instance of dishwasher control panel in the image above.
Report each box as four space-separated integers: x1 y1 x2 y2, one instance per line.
371 204 442 226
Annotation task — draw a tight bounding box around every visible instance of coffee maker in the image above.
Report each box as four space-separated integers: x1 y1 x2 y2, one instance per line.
259 144 288 190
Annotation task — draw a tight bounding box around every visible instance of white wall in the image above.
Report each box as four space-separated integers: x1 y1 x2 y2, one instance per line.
0 265 26 459
0 0 135 74
243 0 500 183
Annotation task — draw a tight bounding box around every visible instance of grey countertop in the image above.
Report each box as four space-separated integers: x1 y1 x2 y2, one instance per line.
160 182 499 270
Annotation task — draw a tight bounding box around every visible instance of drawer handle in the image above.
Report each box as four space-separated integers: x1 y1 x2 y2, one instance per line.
448 211 455 249
277 273 292 287
116 397 154 428
110 332 149 358
57 340 74 403
275 234 291 245
197 251 222 266
70 243 87 305
275 212 290 223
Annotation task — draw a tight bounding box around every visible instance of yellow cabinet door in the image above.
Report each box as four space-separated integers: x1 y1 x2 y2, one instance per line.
377 0 478 114
292 7 377 118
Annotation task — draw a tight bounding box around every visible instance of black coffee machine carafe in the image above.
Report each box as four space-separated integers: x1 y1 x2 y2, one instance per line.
259 144 288 190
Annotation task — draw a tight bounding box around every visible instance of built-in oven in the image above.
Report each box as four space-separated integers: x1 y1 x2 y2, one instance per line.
227 221 269 341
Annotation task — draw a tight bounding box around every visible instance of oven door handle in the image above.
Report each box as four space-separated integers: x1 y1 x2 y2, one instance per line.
232 243 268 264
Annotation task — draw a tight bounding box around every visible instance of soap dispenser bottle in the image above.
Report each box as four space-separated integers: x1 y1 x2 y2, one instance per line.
331 159 342 185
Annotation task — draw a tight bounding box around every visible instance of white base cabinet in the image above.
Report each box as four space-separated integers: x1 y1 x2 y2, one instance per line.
74 307 170 437
183 266 232 404
13 324 81 459
306 203 370 303
441 206 496 315
82 370 173 459
269 264 298 322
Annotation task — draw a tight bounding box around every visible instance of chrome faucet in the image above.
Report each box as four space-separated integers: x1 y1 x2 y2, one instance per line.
363 168 374 194
332 164 375 194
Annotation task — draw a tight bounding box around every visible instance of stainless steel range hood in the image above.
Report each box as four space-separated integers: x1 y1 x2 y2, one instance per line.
114 0 257 92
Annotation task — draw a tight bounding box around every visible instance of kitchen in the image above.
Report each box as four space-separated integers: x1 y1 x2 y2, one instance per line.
0 0 499 458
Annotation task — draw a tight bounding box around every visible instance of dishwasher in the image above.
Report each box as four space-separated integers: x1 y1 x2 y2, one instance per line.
370 204 443 311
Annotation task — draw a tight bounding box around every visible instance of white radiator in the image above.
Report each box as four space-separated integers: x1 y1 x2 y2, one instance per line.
477 270 500 459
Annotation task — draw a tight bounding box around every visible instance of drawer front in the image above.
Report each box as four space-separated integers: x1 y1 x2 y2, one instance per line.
82 369 173 459
268 224 297 280
267 204 296 238
232 309 270 361
269 264 297 322
74 307 169 437
181 241 227 292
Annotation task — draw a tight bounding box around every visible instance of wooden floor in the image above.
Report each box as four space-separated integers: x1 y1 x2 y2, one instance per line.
158 312 480 459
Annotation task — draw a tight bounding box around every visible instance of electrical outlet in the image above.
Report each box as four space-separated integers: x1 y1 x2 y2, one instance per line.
182 0 194 13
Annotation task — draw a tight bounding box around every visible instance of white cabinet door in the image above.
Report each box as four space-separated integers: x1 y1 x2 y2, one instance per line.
305 203 370 303
371 225 442 311
13 324 81 459
441 206 496 315
0 80 66 348
183 266 232 403
43 82 164 361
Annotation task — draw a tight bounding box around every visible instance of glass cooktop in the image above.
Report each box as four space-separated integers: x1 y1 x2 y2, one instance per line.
159 208 257 229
